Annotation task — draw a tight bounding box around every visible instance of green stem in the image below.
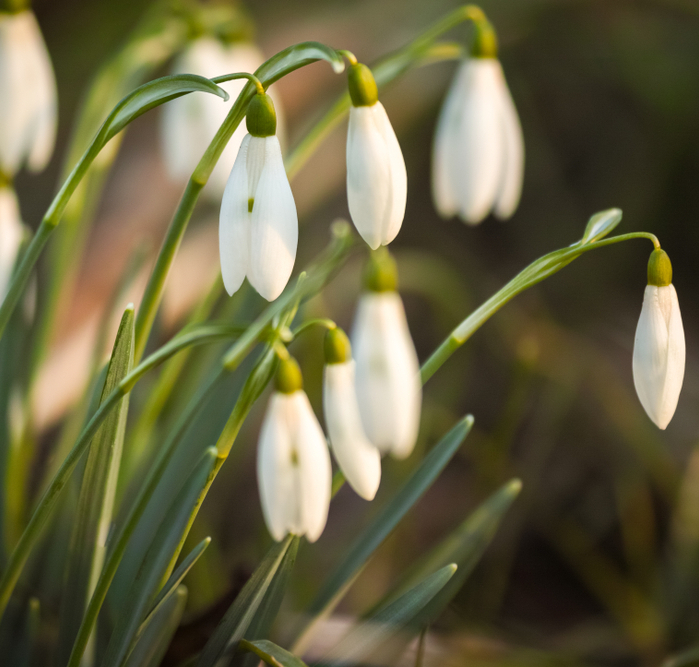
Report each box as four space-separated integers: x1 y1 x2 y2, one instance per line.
291 318 337 338
212 72 265 94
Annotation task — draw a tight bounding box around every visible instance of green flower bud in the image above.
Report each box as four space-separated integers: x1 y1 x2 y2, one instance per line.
647 248 672 287
363 248 398 292
471 19 498 58
275 356 303 393
348 63 378 107
324 327 352 365
246 92 277 137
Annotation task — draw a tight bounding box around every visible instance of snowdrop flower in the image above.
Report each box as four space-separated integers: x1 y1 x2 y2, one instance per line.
219 91 297 301
258 356 332 542
633 248 685 430
432 19 523 224
352 251 421 459
0 186 25 299
0 10 57 175
161 38 285 200
346 61 407 249
323 327 381 500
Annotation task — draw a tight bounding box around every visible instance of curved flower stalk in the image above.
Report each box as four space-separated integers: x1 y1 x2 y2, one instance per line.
258 356 332 542
219 90 297 301
0 9 57 175
323 327 381 500
161 37 285 200
633 248 685 430
432 18 523 224
345 60 407 249
352 250 422 459
0 186 25 299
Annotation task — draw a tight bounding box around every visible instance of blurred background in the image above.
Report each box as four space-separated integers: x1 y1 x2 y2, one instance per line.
13 0 699 664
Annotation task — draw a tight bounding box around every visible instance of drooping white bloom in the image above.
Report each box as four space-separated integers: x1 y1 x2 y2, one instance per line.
0 186 25 299
432 57 524 225
352 291 422 459
258 359 332 542
161 38 285 199
346 63 407 250
323 328 381 500
0 10 57 175
633 284 685 430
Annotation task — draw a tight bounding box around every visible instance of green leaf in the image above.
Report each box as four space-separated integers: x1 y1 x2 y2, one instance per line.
10 597 40 667
320 565 457 667
255 41 344 83
580 208 623 245
97 448 217 667
57 305 135 666
196 536 295 667
124 586 188 667
239 639 309 667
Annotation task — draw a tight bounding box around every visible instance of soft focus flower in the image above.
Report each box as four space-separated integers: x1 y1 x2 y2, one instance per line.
258 357 332 542
352 251 421 459
219 91 297 301
323 327 381 500
633 249 685 430
432 21 523 225
0 10 57 175
161 37 284 199
346 62 407 249
0 186 25 299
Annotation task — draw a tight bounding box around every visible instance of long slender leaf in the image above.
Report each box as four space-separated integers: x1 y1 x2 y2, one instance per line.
239 639 309 667
10 597 39 667
58 306 135 665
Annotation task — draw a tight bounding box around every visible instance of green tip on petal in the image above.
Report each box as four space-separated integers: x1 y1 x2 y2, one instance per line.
246 92 277 137
324 327 352 364
471 19 498 58
347 63 378 107
363 248 398 292
276 357 303 394
647 248 672 287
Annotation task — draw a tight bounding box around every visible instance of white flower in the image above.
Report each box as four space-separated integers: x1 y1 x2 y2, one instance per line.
161 38 285 200
432 57 524 225
0 187 25 299
633 283 685 430
352 291 421 459
219 94 297 301
258 359 332 542
346 63 407 250
0 10 57 175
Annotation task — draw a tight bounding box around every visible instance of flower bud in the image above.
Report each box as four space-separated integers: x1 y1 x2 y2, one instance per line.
471 19 498 58
647 248 672 287
275 356 303 393
362 249 398 292
324 327 352 365
347 63 378 107
246 92 277 138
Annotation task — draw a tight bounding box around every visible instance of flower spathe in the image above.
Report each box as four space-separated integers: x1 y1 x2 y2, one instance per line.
0 186 24 299
432 57 524 225
0 10 57 175
258 359 331 542
346 63 407 249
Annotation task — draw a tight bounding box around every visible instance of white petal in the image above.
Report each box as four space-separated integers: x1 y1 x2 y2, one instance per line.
493 65 524 220
0 187 25 299
351 292 422 458
346 106 391 249
323 361 382 500
248 136 297 301
291 392 332 542
632 285 685 429
219 134 251 295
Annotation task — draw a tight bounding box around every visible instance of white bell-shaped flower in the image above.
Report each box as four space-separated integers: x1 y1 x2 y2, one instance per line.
432 21 523 225
161 37 285 200
258 357 332 542
323 327 381 500
632 249 685 430
346 63 407 250
219 92 297 301
0 186 25 299
351 252 422 459
0 10 57 175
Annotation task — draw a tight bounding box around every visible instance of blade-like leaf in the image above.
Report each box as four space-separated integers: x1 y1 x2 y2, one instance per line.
239 639 309 667
10 597 39 667
197 536 295 667
58 305 135 665
664 646 699 667
580 208 623 245
124 585 188 667
97 448 217 667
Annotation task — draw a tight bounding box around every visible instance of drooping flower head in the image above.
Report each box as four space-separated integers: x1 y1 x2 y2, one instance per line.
219 90 298 301
351 250 422 459
632 248 685 430
258 356 332 542
432 17 524 224
346 61 407 249
323 326 381 500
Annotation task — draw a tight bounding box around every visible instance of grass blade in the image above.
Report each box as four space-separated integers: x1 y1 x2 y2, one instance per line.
239 639 309 667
